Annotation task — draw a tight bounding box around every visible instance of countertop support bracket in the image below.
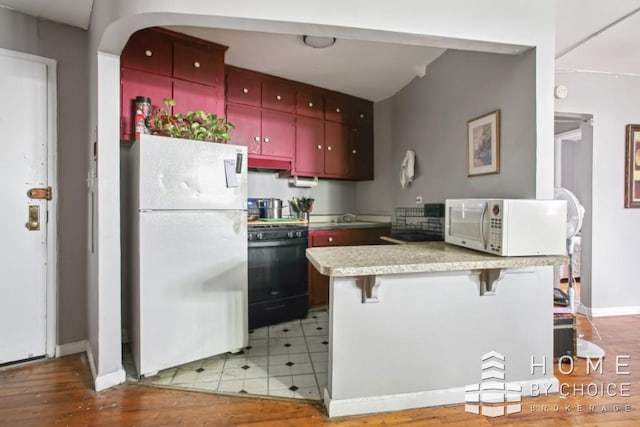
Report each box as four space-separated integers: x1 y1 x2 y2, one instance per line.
356 275 381 303
477 268 505 296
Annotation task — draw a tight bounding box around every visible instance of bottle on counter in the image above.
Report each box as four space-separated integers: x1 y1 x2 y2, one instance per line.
134 96 152 139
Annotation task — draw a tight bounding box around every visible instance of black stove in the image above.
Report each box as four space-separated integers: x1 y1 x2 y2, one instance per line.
247 222 309 329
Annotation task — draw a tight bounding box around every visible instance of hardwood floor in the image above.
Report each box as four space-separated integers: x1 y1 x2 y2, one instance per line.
1 315 639 426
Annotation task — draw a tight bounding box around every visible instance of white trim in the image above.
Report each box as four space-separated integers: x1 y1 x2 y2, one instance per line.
0 48 58 360
323 378 559 418
588 306 640 317
55 340 88 357
86 345 126 391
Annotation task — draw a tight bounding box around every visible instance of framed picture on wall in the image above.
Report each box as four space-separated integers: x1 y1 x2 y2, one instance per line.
625 124 640 208
468 110 500 176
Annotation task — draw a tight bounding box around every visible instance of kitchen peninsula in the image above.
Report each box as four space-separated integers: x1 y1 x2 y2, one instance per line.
306 242 567 417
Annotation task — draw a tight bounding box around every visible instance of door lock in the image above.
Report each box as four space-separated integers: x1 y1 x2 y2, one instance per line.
26 205 40 231
27 186 52 200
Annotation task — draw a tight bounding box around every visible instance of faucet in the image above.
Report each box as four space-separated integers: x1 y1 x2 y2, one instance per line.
339 213 357 223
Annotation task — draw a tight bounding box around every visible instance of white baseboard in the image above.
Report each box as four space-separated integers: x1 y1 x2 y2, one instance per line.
323 377 559 418
86 345 126 391
55 340 88 357
586 306 640 317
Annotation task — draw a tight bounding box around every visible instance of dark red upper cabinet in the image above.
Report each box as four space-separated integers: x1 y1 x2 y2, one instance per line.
294 116 324 175
261 109 295 158
226 103 262 154
173 41 225 87
226 67 261 107
350 125 374 180
296 85 324 119
350 98 373 127
121 68 172 140
121 29 172 76
172 80 225 119
325 92 349 123
262 78 295 113
324 121 350 177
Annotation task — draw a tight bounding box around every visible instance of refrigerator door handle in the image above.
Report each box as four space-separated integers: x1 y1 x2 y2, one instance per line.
235 152 243 174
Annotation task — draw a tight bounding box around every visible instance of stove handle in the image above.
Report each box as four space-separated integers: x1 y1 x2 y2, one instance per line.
247 238 307 248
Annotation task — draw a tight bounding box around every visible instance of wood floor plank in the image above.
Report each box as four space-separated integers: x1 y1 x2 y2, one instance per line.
1 315 638 426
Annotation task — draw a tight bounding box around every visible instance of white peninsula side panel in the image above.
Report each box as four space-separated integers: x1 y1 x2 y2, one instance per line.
325 267 558 417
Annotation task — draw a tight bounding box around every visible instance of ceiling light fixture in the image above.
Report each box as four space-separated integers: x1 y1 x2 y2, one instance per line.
302 35 336 49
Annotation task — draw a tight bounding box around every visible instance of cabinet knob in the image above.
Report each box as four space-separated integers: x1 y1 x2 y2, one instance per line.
352 149 357 154
317 144 322 150
360 113 365 119
193 61 201 68
336 108 341 113
243 88 249 94
276 95 282 101
308 102 314 108
254 136 261 142
328 237 333 243
327 146 332 151
263 137 270 143
144 50 153 57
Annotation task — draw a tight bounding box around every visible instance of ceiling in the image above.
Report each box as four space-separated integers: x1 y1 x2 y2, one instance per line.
1 0 640 100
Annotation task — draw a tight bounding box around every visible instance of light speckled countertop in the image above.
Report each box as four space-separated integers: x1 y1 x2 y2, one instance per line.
306 242 568 277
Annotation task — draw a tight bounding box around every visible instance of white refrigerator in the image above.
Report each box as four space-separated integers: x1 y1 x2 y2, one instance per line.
129 134 248 377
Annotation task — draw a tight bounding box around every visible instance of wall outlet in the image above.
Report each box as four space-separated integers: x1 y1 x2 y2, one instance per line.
415 196 423 204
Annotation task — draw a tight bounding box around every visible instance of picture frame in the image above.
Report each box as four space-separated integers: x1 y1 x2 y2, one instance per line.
468 110 500 176
624 124 640 208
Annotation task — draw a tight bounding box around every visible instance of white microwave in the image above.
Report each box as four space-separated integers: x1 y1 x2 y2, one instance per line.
444 199 567 256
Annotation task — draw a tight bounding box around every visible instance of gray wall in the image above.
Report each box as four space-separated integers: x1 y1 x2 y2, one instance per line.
0 9 89 345
555 71 640 313
248 171 356 216
358 49 537 214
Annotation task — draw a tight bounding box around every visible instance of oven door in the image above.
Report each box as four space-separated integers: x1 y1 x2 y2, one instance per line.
247 237 308 304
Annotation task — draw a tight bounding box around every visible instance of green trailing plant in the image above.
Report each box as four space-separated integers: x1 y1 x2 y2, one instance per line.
150 98 234 142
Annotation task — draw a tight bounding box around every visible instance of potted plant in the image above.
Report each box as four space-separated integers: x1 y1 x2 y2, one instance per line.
149 98 234 142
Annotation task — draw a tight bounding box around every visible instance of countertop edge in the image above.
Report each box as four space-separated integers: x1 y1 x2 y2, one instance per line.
306 243 568 277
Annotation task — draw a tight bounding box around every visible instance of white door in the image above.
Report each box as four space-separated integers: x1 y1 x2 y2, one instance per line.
0 50 54 364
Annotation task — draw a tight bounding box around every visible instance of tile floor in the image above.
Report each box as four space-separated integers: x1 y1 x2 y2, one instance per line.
125 308 329 401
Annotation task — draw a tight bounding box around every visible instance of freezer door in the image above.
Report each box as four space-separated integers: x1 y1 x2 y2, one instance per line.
133 134 247 210
132 209 248 376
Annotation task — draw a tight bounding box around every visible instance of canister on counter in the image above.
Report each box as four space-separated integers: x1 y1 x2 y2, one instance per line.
134 96 152 139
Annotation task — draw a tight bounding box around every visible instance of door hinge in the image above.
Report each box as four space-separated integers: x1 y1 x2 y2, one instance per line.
27 186 52 200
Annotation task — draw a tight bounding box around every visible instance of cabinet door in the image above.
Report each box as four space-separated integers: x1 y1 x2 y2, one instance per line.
296 86 324 119
173 41 225 87
308 264 329 307
172 80 225 118
261 109 294 158
350 97 374 128
294 116 324 174
121 29 172 76
226 103 261 154
324 121 350 177
121 68 172 140
325 92 349 123
262 78 295 113
350 125 374 180
226 67 261 107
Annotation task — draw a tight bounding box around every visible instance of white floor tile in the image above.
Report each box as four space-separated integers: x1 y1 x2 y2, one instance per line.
248 328 268 339
243 366 269 379
268 375 294 390
171 369 199 384
268 388 297 399
218 379 245 393
293 385 321 400
291 374 317 388
290 362 314 375
316 373 328 388
310 351 328 362
302 323 327 336
220 367 245 381
196 368 222 382
201 357 226 372
195 380 219 391
243 378 269 394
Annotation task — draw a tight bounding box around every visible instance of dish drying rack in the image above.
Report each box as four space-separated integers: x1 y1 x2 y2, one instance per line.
391 204 444 240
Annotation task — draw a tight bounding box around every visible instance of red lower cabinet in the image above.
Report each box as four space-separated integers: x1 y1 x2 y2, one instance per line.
308 226 390 307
